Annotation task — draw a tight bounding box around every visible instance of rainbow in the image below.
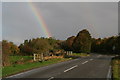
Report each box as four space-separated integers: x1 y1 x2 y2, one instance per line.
28 2 52 38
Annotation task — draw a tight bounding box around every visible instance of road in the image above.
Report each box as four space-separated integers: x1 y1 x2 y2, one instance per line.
5 54 113 80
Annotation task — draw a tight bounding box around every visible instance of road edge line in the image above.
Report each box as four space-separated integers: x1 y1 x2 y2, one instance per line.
107 66 112 80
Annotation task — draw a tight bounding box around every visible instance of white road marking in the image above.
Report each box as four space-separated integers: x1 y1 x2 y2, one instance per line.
64 65 78 72
48 77 54 80
107 66 111 80
7 71 29 78
90 59 93 61
82 61 88 64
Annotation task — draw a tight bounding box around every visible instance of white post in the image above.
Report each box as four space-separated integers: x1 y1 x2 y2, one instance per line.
34 54 36 61
67 51 68 55
71 51 72 55
38 54 40 61
37 54 38 61
41 53 44 61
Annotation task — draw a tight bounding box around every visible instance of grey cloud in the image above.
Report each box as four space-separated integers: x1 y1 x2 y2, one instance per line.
2 2 118 45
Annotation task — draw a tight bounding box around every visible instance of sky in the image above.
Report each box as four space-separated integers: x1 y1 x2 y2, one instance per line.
2 2 118 45
0 2 2 41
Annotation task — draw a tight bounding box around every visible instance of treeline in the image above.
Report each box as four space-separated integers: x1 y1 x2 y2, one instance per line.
19 37 62 56
2 37 62 66
91 36 120 54
1 29 120 66
61 29 92 53
62 29 120 54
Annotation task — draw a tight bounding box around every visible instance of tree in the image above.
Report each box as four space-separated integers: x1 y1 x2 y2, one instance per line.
2 40 19 66
115 36 120 54
91 36 119 54
32 38 51 54
64 36 75 51
9 42 20 55
19 38 52 55
72 29 92 53
2 40 10 66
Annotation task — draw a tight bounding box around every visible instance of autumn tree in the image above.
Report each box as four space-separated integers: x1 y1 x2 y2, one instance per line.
72 29 92 53
2 40 19 66
9 42 20 55
91 38 104 52
19 37 61 56
62 36 75 51
47 37 61 51
91 36 119 54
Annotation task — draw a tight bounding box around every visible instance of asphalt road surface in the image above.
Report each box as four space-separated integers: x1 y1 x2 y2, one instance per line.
5 54 113 80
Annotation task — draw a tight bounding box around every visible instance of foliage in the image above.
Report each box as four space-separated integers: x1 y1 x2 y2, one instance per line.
2 40 20 66
72 29 92 53
61 36 75 51
115 36 120 54
19 37 62 56
91 36 120 54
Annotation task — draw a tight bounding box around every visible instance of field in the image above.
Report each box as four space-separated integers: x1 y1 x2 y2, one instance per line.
2 56 70 77
112 56 120 80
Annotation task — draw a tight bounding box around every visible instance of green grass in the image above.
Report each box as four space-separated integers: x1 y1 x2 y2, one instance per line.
112 57 120 80
10 56 33 63
2 58 70 77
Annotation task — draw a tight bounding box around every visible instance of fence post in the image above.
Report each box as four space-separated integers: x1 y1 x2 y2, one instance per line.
34 54 36 61
41 53 44 61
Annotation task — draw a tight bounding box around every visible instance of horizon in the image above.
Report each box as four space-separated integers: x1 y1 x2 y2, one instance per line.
2 29 119 46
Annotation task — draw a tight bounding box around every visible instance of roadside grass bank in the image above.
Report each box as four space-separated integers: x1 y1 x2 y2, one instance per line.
112 56 120 80
2 58 71 77
10 56 33 64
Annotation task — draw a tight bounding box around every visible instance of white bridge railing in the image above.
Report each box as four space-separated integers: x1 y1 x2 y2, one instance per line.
65 51 73 55
33 53 44 61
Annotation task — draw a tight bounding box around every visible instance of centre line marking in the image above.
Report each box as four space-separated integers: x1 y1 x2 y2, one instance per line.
64 65 78 72
82 61 88 64
48 77 54 80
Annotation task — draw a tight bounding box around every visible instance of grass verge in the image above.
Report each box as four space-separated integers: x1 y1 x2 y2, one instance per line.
2 58 70 77
10 56 33 63
112 56 120 80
